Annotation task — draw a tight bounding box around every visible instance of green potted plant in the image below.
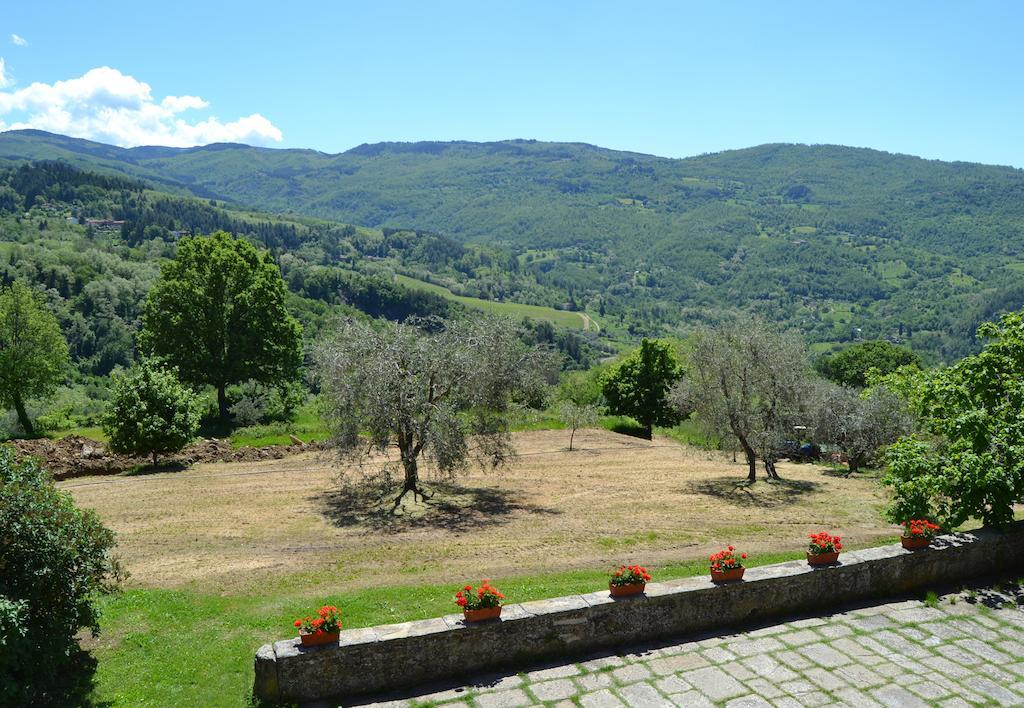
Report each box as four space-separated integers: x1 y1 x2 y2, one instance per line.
710 546 747 582
293 605 342 647
456 580 505 622
609 564 651 597
901 519 940 550
807 532 843 566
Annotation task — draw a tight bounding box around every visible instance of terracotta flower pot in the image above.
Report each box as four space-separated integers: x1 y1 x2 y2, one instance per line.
901 536 931 550
807 551 840 566
463 605 502 622
299 630 340 647
711 567 746 583
609 582 646 597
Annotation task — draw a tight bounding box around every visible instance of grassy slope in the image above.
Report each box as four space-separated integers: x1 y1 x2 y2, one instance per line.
394 274 589 329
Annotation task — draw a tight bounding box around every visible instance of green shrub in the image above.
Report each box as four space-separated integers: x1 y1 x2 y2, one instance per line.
0 447 121 704
103 359 200 464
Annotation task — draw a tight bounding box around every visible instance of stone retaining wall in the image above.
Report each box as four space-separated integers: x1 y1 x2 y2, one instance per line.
253 525 1024 704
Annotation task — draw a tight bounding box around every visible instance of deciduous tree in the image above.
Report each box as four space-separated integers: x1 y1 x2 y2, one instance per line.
601 339 682 440
138 231 302 421
815 340 920 388
0 281 69 436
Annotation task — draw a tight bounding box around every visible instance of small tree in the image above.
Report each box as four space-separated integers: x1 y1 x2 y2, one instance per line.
812 383 912 474
674 318 811 481
558 400 599 451
601 339 682 440
138 231 303 421
0 448 122 704
884 308 1024 527
315 317 553 505
0 282 69 436
103 360 200 465
816 340 920 388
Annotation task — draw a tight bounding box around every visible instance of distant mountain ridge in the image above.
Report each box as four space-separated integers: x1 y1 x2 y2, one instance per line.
2 128 1024 361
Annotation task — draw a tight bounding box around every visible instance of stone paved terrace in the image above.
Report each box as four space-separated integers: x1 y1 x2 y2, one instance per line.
350 582 1024 707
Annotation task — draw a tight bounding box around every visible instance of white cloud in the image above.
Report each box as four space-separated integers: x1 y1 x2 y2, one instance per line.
10 34 27 47
0 65 283 147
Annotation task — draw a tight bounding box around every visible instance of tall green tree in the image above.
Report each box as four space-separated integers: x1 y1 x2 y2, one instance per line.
138 231 302 421
103 360 200 465
0 281 69 436
884 308 1024 527
601 338 682 440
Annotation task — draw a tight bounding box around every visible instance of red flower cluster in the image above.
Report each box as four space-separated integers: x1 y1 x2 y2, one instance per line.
903 519 940 539
609 564 651 587
456 579 505 610
807 532 842 555
293 605 342 635
709 546 747 572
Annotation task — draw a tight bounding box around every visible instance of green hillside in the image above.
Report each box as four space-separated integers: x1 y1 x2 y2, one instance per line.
3 130 1024 360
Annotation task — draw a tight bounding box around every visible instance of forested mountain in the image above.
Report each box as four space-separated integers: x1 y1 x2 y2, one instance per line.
3 129 1024 361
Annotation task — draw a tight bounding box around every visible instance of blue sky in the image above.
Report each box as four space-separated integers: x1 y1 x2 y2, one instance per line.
2 1 1023 166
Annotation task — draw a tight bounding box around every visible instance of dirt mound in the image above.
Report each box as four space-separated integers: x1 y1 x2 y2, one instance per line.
8 434 329 479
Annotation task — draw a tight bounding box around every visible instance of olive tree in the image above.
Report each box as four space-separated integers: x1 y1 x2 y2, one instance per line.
811 383 912 474
673 317 811 481
315 317 554 505
558 400 599 451
0 281 69 436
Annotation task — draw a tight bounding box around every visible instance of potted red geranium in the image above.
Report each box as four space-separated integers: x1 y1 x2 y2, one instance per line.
609 564 651 597
456 580 505 622
807 532 843 566
710 546 747 582
901 519 940 550
293 605 342 646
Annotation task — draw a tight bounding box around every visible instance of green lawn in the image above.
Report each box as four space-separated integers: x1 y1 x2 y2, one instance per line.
394 274 590 330
88 550 827 706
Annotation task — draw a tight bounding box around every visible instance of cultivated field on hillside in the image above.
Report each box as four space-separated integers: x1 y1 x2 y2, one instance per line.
62 429 894 595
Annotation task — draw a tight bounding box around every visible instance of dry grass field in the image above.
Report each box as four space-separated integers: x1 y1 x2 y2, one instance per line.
61 429 896 594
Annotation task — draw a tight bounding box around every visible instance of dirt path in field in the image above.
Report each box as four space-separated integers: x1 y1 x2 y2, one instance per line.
59 429 894 594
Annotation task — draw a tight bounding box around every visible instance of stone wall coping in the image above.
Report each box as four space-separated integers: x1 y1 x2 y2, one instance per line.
255 525 1024 703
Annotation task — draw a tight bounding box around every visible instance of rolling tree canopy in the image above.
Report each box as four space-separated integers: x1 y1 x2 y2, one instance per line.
315 316 554 504
601 338 682 440
0 281 69 436
138 231 303 420
815 340 921 388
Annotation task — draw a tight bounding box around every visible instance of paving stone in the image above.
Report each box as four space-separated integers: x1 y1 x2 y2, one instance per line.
937 699 973 708
778 678 816 696
611 663 653 684
680 666 747 701
719 661 756 681
947 619 1000 641
528 679 577 702
872 630 932 659
952 637 1011 663
774 650 814 671
887 606 946 624
831 636 883 660
576 672 614 692
870 685 930 708
937 643 985 666
615 681 668 707
846 614 894 631
832 687 883 707
835 662 887 688
998 639 1024 656
472 688 533 708
796 641 853 668
471 674 524 693
701 646 738 664
962 675 1024 705
795 691 832 706
646 653 708 675
746 678 784 699
816 624 853 639
777 629 822 647
803 666 848 691
905 680 951 700
770 698 803 708
728 637 786 657
579 655 626 671
525 663 581 681
741 654 790 679
653 675 691 695
917 621 966 640
725 696 773 707
747 624 789 638
668 691 714 707
578 689 625 708
920 654 975 679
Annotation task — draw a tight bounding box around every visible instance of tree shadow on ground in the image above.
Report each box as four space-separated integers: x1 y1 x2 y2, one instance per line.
121 461 190 477
22 649 112 707
681 476 822 508
317 481 561 533
961 578 1024 609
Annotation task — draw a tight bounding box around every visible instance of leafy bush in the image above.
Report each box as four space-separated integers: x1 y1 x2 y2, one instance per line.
103 359 200 464
0 447 121 703
227 379 306 426
884 309 1024 527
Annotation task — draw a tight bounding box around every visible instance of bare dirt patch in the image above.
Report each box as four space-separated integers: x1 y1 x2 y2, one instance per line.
59 429 895 594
